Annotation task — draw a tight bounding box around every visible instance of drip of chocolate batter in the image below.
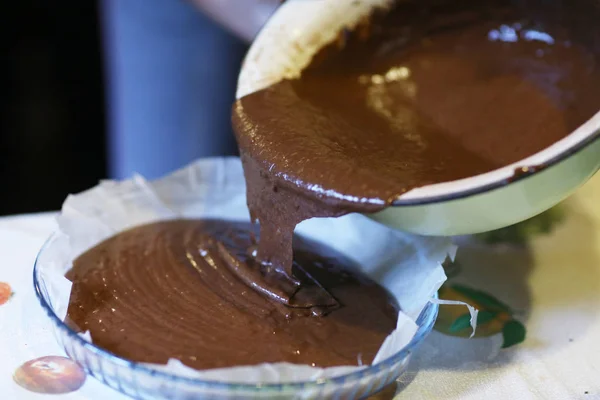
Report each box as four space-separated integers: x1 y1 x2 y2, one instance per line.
66 220 397 369
233 0 600 283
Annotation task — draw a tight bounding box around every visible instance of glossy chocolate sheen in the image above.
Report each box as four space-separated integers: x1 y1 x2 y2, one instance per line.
65 220 398 370
233 0 600 278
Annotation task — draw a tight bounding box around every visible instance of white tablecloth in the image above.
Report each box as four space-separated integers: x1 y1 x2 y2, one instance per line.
1 173 600 399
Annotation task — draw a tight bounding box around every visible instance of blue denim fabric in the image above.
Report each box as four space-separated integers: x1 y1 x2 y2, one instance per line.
102 0 245 179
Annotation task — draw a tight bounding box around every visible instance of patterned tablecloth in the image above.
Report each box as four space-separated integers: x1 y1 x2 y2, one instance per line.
1 172 599 399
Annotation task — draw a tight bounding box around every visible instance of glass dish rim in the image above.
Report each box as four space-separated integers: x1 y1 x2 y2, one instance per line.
33 232 439 393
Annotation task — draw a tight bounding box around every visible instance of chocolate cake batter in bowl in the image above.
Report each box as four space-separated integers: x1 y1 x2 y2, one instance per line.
33 158 454 399
237 0 600 236
34 229 439 399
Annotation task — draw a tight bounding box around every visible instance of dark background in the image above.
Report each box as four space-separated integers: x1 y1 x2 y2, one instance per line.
1 1 106 215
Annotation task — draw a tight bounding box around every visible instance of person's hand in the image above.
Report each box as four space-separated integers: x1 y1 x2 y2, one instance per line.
191 0 281 42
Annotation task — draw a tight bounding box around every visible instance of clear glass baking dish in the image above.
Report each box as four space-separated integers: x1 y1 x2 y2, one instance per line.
33 233 439 399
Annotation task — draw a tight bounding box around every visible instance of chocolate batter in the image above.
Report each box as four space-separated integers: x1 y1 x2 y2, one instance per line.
233 0 600 279
66 220 398 369
66 0 600 371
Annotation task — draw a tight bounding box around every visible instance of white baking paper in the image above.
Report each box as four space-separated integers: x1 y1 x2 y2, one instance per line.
40 156 454 384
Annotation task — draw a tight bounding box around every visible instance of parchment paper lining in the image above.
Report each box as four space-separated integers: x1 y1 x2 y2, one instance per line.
40 157 457 384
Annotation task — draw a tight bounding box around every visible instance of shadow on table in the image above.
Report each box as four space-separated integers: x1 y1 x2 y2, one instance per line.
367 384 401 399
391 196 600 399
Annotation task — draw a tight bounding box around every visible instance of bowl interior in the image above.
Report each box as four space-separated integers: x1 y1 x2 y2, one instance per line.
33 232 440 398
238 0 600 207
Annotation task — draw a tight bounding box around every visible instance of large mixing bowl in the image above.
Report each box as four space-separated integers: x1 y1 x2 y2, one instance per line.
236 0 600 236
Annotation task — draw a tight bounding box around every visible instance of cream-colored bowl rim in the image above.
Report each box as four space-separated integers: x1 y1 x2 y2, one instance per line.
236 0 600 206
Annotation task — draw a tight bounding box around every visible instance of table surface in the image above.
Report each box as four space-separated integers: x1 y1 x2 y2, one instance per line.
1 173 600 400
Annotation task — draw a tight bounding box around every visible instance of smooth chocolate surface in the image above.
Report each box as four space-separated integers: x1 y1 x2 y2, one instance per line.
233 0 600 279
66 220 398 369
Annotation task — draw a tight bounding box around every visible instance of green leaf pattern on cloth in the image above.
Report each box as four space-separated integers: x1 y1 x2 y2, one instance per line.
438 284 527 348
502 320 527 348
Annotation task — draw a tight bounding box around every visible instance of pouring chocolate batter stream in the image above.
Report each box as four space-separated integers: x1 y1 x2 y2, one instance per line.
234 0 600 280
66 0 600 371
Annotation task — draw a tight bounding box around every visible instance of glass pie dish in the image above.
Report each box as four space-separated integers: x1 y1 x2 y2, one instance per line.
33 232 439 399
